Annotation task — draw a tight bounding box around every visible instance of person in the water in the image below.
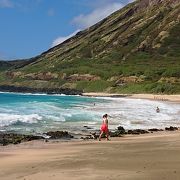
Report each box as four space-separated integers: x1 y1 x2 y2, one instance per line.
156 106 160 113
99 114 110 141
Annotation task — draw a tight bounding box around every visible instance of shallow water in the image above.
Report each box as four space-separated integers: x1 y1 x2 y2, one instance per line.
0 92 179 134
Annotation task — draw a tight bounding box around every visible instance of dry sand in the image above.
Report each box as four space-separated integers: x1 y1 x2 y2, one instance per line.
82 93 180 102
0 131 180 180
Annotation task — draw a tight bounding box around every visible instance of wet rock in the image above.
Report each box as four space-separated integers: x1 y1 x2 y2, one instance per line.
83 126 93 130
117 126 125 132
80 132 100 140
117 126 126 134
109 126 126 137
128 129 149 135
90 132 99 139
80 135 94 140
109 131 124 137
148 128 163 132
45 131 74 139
0 133 44 146
0 138 9 146
128 130 140 135
165 126 178 131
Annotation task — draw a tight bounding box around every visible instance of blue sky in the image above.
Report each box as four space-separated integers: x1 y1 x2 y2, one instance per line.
0 0 132 60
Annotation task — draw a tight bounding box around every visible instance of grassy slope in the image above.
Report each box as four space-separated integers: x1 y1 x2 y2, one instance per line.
0 0 180 94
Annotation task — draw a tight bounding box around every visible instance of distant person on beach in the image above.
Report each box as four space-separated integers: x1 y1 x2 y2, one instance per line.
99 114 110 141
156 106 160 113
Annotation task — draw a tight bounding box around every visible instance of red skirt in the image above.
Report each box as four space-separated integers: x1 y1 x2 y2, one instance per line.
101 124 108 133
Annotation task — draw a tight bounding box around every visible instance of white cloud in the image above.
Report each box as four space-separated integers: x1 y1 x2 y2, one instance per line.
128 0 135 3
0 0 13 8
72 2 124 29
51 29 81 47
51 1 125 48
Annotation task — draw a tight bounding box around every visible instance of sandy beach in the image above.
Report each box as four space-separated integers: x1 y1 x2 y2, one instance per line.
82 93 180 102
0 131 180 180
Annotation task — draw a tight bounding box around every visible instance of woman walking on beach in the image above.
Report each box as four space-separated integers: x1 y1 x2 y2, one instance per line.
99 114 110 141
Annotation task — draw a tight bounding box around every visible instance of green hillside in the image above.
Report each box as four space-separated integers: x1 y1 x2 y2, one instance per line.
0 0 180 94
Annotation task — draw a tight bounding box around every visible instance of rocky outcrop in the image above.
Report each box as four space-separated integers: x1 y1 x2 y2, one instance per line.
45 131 74 139
158 77 180 83
112 76 145 86
0 133 44 146
165 126 178 131
127 129 149 135
66 74 101 82
0 85 82 95
0 131 74 146
148 128 163 132
110 126 126 137
6 71 23 78
1 126 179 145
24 72 59 81
6 71 59 81
138 0 179 9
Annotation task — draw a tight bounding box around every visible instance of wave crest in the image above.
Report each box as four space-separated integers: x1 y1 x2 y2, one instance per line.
0 113 42 127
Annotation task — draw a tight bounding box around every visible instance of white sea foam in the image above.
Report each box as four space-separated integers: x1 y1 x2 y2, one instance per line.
85 97 180 129
45 115 66 122
0 113 43 127
0 92 179 133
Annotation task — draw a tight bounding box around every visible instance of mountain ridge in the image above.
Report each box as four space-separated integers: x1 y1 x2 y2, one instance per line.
0 0 180 94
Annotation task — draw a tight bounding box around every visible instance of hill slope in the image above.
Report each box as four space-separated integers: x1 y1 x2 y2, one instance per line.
0 0 180 94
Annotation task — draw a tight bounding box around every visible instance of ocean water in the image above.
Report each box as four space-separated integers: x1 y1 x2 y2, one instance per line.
0 92 179 134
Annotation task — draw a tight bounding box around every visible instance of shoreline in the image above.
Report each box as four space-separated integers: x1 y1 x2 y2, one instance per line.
0 130 180 180
82 92 180 102
1 90 180 102
1 126 179 146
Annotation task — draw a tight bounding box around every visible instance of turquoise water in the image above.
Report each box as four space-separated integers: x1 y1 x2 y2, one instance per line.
0 92 180 134
0 92 108 134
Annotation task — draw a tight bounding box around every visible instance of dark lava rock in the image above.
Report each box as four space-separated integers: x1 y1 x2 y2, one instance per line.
117 126 126 133
0 85 82 95
81 132 101 140
90 132 99 139
83 126 93 130
128 130 140 135
165 126 178 131
128 129 149 135
109 131 124 137
117 126 125 131
109 126 126 137
0 133 44 146
46 131 74 139
81 135 94 140
148 128 163 132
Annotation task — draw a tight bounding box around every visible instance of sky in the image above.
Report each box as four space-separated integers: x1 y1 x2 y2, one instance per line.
0 0 132 60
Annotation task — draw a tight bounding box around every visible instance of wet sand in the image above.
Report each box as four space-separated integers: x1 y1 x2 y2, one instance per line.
0 131 180 180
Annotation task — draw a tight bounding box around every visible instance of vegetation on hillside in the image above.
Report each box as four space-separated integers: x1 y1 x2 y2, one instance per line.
0 0 180 94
